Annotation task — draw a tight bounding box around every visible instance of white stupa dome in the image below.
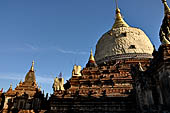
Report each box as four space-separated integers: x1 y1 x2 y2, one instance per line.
95 8 154 63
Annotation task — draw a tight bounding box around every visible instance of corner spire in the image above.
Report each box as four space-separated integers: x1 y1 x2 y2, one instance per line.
86 49 97 67
89 49 95 62
30 60 34 71
7 84 13 92
112 0 129 29
162 0 170 15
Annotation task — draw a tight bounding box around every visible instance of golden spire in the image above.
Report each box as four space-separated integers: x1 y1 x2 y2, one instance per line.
86 49 97 67
162 0 170 15
112 0 129 29
30 60 34 71
89 49 95 61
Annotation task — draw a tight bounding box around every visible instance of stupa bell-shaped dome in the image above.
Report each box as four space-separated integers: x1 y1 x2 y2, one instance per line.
95 4 154 64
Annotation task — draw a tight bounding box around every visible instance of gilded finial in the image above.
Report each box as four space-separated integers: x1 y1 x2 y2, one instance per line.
89 49 95 61
112 0 129 29
30 60 34 71
162 0 170 15
86 49 97 67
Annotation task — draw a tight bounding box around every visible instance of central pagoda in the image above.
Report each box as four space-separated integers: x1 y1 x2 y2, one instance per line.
48 1 154 113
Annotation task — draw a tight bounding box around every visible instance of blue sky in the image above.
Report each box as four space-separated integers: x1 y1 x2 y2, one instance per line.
0 0 167 94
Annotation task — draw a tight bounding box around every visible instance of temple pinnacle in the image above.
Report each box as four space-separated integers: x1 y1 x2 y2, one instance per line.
30 60 34 71
86 49 97 67
112 0 129 28
89 49 95 62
